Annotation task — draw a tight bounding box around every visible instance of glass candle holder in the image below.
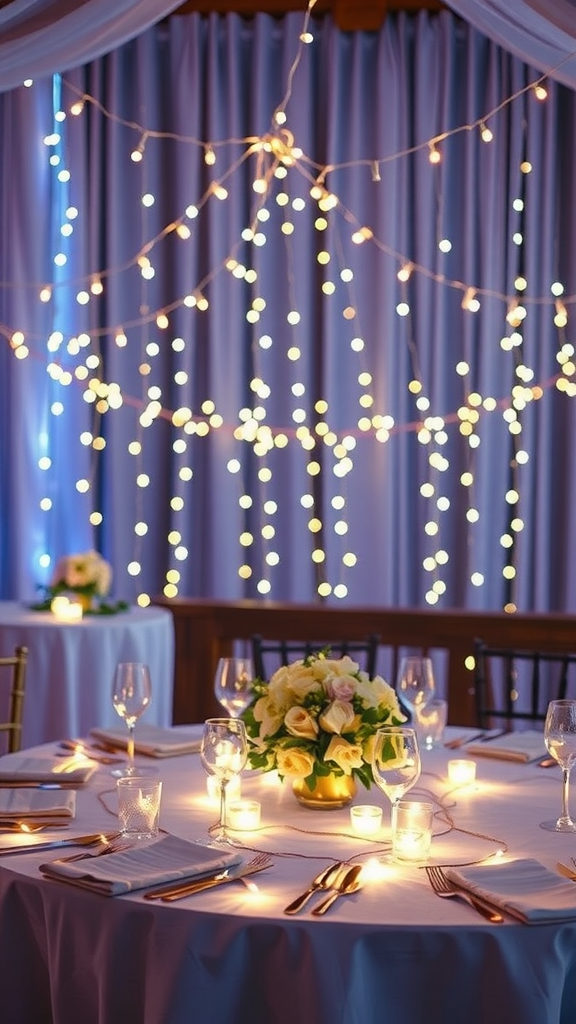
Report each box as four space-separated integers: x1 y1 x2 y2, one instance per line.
447 759 477 787
227 799 261 831
391 800 434 863
350 804 383 836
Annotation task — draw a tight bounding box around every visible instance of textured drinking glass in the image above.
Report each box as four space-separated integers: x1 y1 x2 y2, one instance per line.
117 776 162 839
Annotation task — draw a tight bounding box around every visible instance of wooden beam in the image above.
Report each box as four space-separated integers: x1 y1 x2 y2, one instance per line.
174 0 445 24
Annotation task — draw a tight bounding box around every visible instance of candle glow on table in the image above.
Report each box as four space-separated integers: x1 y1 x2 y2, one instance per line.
350 804 383 836
206 774 241 805
392 801 433 862
227 799 261 831
447 759 477 787
50 596 83 621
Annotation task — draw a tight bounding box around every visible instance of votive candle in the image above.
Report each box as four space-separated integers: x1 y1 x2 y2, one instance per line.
227 799 261 831
350 804 383 836
447 759 477 787
51 596 83 621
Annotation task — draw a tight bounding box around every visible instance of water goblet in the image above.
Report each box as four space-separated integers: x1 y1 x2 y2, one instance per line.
111 662 152 778
372 726 421 857
214 657 255 717
540 699 576 833
200 718 248 843
397 656 436 721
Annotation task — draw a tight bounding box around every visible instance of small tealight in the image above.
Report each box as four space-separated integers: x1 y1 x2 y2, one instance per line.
448 759 477 787
206 774 241 805
350 804 383 836
51 595 83 621
227 799 261 831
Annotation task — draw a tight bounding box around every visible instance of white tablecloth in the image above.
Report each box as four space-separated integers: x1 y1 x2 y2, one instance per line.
0 731 575 1024
0 602 174 747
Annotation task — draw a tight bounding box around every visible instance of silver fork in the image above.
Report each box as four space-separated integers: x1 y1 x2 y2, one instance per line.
425 865 504 922
143 851 273 900
56 831 126 863
235 852 272 891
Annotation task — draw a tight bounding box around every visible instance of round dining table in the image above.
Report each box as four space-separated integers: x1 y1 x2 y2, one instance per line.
0 601 175 747
0 729 575 1024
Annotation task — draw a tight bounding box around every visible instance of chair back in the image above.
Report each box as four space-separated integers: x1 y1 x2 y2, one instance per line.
473 638 576 729
0 646 28 753
251 634 380 682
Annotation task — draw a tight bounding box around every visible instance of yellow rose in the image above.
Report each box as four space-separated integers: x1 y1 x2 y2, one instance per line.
319 699 356 735
276 747 316 778
284 706 319 740
324 736 365 775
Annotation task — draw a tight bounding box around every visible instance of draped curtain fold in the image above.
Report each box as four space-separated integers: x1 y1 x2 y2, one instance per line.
0 0 182 92
444 0 576 88
1 9 576 613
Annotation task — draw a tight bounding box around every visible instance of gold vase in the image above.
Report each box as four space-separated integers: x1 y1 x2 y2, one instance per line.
292 773 357 810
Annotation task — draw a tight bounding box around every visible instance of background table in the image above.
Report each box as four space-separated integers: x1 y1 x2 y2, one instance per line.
0 731 576 1024
0 601 175 748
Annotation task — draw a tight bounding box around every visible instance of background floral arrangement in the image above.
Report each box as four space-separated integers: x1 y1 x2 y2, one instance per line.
241 651 406 790
32 550 127 614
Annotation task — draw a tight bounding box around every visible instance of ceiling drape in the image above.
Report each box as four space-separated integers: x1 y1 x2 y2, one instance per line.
444 0 576 88
0 0 182 92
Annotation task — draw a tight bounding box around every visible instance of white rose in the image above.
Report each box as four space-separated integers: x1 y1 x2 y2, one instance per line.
276 747 316 779
319 699 356 735
253 695 284 740
324 736 365 774
284 706 319 740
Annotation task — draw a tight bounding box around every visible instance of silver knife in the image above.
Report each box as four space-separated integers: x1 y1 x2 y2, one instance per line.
143 862 272 901
444 731 485 749
0 832 115 856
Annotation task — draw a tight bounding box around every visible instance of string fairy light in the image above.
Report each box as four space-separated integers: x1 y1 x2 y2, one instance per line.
5 8 576 608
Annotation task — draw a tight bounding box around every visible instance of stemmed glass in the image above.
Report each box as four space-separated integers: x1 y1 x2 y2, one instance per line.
397 656 435 721
214 657 255 717
111 662 152 778
200 718 248 843
372 726 422 854
540 699 576 833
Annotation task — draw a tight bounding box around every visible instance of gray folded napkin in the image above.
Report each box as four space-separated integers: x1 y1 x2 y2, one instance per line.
39 832 243 896
465 730 546 763
0 754 96 785
0 788 76 818
89 724 202 758
447 858 576 923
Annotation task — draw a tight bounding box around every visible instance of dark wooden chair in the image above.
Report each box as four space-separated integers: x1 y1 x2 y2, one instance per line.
251 634 380 682
473 638 576 730
0 645 28 753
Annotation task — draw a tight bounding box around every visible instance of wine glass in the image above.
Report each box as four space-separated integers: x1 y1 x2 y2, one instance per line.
372 725 421 834
111 662 152 777
397 656 435 721
540 699 576 833
200 718 248 843
214 657 255 717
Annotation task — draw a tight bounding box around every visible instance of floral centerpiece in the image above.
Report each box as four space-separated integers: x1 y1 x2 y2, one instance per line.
241 650 406 807
31 550 127 615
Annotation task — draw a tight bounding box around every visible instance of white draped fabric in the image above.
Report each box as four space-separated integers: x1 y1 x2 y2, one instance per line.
445 0 576 87
0 0 182 92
